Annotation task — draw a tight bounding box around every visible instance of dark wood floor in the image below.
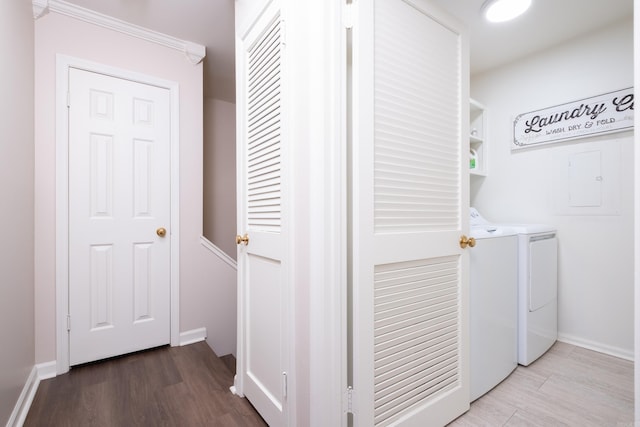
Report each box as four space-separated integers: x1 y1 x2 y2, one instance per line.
24 342 267 427
26 340 633 426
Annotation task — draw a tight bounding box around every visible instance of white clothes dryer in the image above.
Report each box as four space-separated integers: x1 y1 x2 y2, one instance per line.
507 224 558 366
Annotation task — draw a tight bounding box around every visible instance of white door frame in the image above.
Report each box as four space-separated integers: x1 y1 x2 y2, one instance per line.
55 55 181 374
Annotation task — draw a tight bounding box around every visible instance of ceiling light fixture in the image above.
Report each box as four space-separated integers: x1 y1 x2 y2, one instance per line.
482 0 532 23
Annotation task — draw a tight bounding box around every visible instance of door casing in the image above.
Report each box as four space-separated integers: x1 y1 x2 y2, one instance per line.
55 55 181 374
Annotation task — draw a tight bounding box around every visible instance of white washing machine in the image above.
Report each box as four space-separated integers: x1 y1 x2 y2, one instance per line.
469 208 518 401
507 223 558 366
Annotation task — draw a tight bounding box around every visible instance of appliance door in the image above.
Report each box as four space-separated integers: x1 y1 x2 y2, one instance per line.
529 236 558 311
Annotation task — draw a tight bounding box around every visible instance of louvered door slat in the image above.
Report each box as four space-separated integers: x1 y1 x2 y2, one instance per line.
376 259 459 277
374 300 458 335
376 142 457 163
247 120 280 147
376 282 457 308
378 187 454 202
248 79 280 117
248 68 280 106
375 176 457 191
248 97 279 130
373 254 461 424
248 23 280 62
376 272 458 293
248 101 280 128
248 158 280 178
248 178 279 192
248 42 280 84
247 184 280 198
248 183 281 196
375 361 458 421
375 297 456 333
246 16 282 232
375 340 458 390
247 29 280 83
248 82 280 118
376 147 458 166
375 316 458 357
248 66 280 103
376 332 457 379
374 0 461 234
247 123 280 149
248 150 279 173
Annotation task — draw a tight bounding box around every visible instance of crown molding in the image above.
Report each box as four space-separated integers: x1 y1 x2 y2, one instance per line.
31 0 206 65
32 0 49 19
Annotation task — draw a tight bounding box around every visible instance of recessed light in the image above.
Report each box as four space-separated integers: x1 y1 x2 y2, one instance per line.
482 0 532 23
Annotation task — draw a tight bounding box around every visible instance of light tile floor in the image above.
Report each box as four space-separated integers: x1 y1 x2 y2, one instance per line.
449 342 634 426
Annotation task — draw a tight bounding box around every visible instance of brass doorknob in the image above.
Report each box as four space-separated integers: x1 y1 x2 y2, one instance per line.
459 235 476 249
236 233 249 246
157 227 167 237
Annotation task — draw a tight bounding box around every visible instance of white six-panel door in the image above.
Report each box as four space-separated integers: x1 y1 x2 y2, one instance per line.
351 0 470 425
68 68 172 366
235 1 289 426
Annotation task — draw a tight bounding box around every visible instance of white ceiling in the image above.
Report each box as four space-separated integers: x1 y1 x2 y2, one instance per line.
431 0 633 76
62 0 633 103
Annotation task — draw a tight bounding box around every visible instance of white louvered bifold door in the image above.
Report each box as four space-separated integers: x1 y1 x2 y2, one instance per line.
235 1 289 426
351 0 470 425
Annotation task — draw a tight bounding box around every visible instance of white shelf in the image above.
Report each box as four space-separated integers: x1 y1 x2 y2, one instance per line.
470 98 487 176
470 135 483 145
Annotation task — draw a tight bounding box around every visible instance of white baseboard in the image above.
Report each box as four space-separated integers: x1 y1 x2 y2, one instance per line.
6 366 36 427
7 361 58 427
558 333 634 361
36 361 57 381
230 374 243 397
179 327 207 346
7 366 34 427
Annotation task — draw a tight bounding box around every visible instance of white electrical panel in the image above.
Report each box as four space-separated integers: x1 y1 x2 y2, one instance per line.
552 139 623 216
568 150 602 207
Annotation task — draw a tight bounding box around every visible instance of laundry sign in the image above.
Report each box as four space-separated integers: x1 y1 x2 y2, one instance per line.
513 87 634 150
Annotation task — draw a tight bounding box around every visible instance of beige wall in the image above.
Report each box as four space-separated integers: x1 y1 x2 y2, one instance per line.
203 98 237 260
34 12 238 362
0 1 35 423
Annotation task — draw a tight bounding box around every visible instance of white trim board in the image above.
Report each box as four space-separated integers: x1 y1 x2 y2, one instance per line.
6 367 38 427
200 236 237 270
55 55 181 375
6 361 55 427
31 0 205 64
179 327 208 346
36 361 57 380
558 333 634 361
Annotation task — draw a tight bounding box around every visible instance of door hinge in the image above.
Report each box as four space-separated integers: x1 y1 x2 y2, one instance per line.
66 314 71 331
343 3 354 29
344 386 354 414
280 19 286 47
282 372 288 399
